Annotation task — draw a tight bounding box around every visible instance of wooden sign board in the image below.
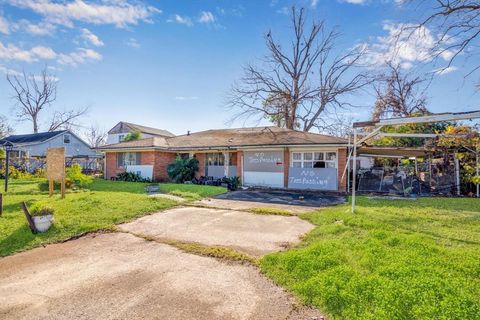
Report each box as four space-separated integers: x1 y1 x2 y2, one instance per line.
46 147 66 198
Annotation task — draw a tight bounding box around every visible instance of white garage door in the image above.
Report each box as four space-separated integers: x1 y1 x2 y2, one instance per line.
243 151 284 188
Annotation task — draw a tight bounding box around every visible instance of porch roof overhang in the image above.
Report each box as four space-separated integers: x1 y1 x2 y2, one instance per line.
357 146 428 158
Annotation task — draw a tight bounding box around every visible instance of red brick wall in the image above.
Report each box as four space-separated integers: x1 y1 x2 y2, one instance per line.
337 147 347 192
283 148 290 188
105 152 124 179
153 152 176 182
105 151 175 182
194 153 206 178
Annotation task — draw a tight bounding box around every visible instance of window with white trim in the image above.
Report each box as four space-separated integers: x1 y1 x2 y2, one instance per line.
63 134 71 144
117 152 141 167
291 151 337 168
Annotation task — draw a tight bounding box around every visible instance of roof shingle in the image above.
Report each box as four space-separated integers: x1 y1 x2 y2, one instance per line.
98 126 347 150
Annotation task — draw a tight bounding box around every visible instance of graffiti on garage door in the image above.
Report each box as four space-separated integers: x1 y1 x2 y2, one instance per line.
288 167 337 190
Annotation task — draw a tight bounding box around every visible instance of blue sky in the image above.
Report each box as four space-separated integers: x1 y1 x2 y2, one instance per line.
0 0 478 137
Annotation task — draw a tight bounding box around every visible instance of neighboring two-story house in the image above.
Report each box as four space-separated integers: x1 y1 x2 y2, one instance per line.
106 122 175 144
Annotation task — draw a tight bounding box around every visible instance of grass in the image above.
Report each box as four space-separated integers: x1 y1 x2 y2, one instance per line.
248 207 293 216
260 197 480 320
132 232 258 265
0 179 221 257
158 183 226 200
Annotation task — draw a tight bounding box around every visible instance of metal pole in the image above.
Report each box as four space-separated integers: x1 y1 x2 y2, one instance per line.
476 148 479 198
5 148 9 193
351 129 357 214
347 134 351 193
454 155 460 196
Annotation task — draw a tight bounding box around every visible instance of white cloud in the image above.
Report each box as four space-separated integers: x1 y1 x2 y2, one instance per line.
30 46 56 59
80 28 104 47
198 11 215 24
126 37 140 48
12 19 56 36
434 66 458 75
311 0 319 7
58 48 102 66
0 41 50 62
175 96 198 101
363 23 455 68
0 41 101 66
0 15 9 34
342 0 368 4
7 0 161 28
171 14 193 27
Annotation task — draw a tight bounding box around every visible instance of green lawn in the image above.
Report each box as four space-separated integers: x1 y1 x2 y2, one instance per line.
158 183 226 200
261 197 480 320
0 179 225 257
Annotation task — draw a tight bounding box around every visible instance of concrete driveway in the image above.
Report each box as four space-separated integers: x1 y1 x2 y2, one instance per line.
0 201 322 319
119 206 314 256
0 232 322 320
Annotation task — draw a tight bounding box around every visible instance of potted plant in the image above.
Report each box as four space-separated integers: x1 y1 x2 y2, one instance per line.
30 204 55 232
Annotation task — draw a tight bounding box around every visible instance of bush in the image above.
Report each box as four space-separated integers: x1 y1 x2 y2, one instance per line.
0 166 33 179
167 156 199 183
222 176 241 191
66 163 93 188
116 171 151 182
38 164 93 191
30 203 55 217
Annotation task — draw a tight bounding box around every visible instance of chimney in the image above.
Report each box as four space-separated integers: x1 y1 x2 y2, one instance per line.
187 130 190 136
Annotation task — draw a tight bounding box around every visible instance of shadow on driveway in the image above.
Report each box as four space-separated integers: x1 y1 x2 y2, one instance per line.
214 189 346 207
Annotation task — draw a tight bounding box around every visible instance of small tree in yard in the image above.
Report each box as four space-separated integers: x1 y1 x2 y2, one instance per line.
167 156 199 183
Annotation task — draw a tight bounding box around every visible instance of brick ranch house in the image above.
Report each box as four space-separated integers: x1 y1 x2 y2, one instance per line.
98 126 348 192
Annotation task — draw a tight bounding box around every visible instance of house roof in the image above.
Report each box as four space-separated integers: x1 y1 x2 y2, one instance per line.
109 121 175 138
1 130 68 145
98 126 347 151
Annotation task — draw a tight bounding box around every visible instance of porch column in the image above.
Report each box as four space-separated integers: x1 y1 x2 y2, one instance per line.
223 152 230 177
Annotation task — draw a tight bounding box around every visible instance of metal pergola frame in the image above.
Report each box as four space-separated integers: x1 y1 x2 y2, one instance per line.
349 110 480 213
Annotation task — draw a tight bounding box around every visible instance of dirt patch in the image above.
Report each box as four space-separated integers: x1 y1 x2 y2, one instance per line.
119 206 315 256
0 232 323 320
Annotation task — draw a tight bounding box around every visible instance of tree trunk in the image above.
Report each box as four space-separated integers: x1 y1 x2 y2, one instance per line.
33 115 38 133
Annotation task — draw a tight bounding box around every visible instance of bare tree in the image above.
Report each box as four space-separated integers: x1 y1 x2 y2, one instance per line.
7 68 56 133
372 63 429 121
406 1 480 79
0 115 13 139
48 107 89 132
85 125 107 148
228 6 371 132
7 67 87 133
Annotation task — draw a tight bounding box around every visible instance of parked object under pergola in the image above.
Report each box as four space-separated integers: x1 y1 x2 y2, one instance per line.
348 111 480 213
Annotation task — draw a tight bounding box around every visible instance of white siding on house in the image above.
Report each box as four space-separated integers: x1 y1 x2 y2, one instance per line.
106 132 153 145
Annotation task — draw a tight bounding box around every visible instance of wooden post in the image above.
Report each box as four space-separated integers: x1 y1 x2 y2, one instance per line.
21 202 37 234
49 178 54 197
61 177 66 199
